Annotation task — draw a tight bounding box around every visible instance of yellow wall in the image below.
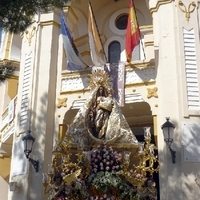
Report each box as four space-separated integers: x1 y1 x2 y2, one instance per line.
0 156 11 179
7 77 18 99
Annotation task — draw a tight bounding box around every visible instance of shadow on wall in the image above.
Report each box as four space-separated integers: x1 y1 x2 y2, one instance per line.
159 120 200 200
11 91 55 199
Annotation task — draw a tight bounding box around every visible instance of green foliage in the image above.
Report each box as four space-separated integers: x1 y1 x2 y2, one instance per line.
73 179 90 199
88 171 139 199
0 0 72 33
0 62 16 82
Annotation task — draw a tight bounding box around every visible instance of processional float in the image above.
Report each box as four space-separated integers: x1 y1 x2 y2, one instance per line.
43 70 159 200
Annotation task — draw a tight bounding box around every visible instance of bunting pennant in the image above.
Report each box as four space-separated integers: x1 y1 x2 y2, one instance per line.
60 11 88 70
88 2 106 67
125 0 141 62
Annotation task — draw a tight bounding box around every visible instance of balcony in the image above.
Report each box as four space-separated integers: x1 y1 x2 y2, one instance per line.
0 96 17 156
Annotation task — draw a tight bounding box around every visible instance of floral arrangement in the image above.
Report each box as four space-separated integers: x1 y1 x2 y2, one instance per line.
47 144 157 200
90 144 122 173
86 144 139 200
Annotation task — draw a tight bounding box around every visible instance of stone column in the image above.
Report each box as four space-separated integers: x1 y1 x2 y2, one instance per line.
148 0 183 199
8 10 61 200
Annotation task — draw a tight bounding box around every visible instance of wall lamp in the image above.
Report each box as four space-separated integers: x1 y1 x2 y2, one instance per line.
22 130 39 172
161 117 176 164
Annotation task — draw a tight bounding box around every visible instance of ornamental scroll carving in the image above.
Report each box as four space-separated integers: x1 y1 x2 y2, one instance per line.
126 68 156 84
61 76 89 92
178 1 196 22
147 87 158 98
61 68 156 93
25 26 36 46
57 97 67 108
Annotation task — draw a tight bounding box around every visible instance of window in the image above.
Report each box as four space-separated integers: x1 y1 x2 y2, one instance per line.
108 41 121 63
115 14 128 30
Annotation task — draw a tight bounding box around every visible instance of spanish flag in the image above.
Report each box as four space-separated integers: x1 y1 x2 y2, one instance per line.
125 0 141 62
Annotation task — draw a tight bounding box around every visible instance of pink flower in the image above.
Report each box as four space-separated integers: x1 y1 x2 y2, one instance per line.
97 155 102 160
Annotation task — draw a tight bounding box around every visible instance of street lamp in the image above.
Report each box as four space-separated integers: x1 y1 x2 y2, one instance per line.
22 130 39 172
161 118 176 164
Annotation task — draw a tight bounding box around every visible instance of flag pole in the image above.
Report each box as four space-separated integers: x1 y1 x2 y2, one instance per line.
88 0 108 63
132 0 146 61
139 34 146 61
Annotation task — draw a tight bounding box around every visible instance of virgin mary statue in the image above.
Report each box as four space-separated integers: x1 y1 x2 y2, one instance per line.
63 70 138 148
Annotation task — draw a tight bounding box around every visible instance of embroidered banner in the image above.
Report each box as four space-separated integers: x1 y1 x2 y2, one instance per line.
104 62 125 107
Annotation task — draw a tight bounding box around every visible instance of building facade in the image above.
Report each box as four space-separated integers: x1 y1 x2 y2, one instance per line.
1 0 200 199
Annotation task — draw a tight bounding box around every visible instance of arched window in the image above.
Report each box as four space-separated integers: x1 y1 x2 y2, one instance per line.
108 41 121 63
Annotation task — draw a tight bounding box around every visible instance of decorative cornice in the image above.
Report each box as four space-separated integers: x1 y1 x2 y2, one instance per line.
61 61 155 77
125 81 156 87
150 0 173 14
145 41 154 47
39 21 60 27
7 75 18 80
126 60 155 69
60 88 90 95
61 69 91 77
0 59 20 66
62 6 78 21
140 25 153 30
